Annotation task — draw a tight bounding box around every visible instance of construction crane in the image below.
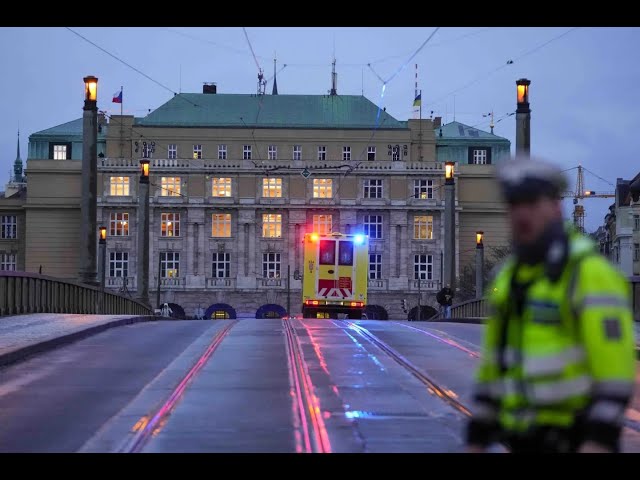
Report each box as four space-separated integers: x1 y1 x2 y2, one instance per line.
561 165 615 233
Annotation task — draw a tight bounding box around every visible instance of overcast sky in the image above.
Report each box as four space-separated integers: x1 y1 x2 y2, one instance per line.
1 27 638 231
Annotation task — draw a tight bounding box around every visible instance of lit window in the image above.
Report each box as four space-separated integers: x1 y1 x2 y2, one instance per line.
473 149 488 165
53 144 69 160
212 252 230 278
268 145 277 160
413 179 434 199
160 252 180 278
313 214 333 235
211 213 231 237
262 252 281 278
369 254 382 280
0 252 16 271
318 146 326 161
414 254 433 280
364 179 382 199
313 178 333 198
212 178 232 197
109 212 129 236
161 213 180 237
218 144 227 160
168 144 177 160
109 251 128 277
293 145 302 161
262 178 282 198
160 177 181 197
1 215 17 239
193 145 202 159
413 215 434 240
363 215 382 239
262 214 282 238
109 176 130 196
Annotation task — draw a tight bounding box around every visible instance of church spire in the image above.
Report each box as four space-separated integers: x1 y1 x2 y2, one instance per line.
272 56 278 95
13 130 23 182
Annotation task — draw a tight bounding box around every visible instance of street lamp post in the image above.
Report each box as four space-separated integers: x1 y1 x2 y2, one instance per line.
136 159 150 307
80 75 99 285
516 78 531 157
443 161 456 291
475 231 484 300
99 225 107 312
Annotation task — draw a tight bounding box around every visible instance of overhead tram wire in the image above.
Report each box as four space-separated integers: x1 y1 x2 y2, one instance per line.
160 27 263 59
65 27 200 109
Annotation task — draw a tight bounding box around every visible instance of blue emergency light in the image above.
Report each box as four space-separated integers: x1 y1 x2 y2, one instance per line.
354 234 365 245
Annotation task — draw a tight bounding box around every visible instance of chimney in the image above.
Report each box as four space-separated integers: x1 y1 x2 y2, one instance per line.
433 116 442 129
203 83 217 94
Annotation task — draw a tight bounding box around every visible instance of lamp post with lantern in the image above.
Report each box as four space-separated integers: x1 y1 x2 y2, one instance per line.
98 226 107 312
443 161 456 291
80 76 99 285
475 231 484 299
136 158 150 307
516 78 531 157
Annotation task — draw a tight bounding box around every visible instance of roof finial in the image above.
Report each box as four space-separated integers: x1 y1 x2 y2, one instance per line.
272 54 278 95
13 129 23 182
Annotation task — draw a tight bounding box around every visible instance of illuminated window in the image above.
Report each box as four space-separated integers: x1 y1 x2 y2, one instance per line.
369 254 382 280
268 145 277 160
473 149 488 165
109 212 129 236
193 144 202 159
313 214 332 235
414 254 433 280
109 251 128 277
211 213 231 237
318 145 326 161
0 252 16 271
53 144 69 160
262 214 282 238
109 176 130 196
313 178 333 198
413 179 433 199
343 146 351 161
363 215 382 239
160 177 181 197
262 252 281 278
168 144 177 159
218 144 227 160
212 178 232 197
262 178 282 198
1 215 17 239
212 252 230 278
367 146 376 161
413 215 434 240
364 179 382 199
243 145 252 160
161 212 180 237
160 251 180 278
293 145 302 161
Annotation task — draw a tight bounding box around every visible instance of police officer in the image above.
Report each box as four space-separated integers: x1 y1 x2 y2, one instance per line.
465 158 636 453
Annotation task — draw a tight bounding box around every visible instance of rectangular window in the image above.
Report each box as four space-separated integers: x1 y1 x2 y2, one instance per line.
109 251 128 278
367 146 376 161
634 215 640 232
473 149 488 165
262 213 282 238
160 177 181 197
318 146 326 161
1 215 17 239
0 252 16 271
369 253 382 280
211 213 231 237
338 241 353 266
364 179 383 199
262 252 281 278
293 145 302 161
193 144 202 159
161 212 180 237
313 214 332 235
168 144 177 160
262 178 282 198
414 254 433 280
319 240 336 265
413 215 434 240
109 176 130 196
313 178 333 198
268 145 277 160
52 143 70 160
413 179 434 200
364 215 383 239
218 144 227 160
160 252 180 278
243 145 252 160
212 177 232 197
109 212 129 236
212 252 230 278
343 146 351 162
635 243 640 262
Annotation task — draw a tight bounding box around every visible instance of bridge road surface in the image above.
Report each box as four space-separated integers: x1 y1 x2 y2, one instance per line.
0 317 638 452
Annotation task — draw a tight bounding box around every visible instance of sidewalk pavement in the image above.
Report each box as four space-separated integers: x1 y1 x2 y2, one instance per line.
0 313 157 367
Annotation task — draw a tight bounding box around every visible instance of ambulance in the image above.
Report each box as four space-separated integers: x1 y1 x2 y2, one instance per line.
301 232 369 319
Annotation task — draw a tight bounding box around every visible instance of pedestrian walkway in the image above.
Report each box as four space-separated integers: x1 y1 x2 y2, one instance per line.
0 313 155 366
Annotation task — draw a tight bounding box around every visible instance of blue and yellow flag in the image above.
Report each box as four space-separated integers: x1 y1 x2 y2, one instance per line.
413 93 422 107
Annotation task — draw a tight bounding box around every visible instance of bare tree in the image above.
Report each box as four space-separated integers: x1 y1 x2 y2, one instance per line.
457 245 512 302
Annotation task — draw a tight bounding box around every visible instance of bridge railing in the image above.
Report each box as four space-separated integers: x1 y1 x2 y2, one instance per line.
430 297 489 321
0 272 152 317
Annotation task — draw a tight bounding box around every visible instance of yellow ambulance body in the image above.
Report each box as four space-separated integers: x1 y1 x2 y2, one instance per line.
301 232 369 319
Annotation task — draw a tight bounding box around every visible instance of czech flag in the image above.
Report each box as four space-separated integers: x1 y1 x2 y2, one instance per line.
112 89 122 103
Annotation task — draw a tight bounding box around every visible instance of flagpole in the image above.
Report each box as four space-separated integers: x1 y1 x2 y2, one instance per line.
419 89 423 161
120 86 123 117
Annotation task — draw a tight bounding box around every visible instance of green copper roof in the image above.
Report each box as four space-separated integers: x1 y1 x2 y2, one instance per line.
135 93 406 129
31 118 107 139
435 121 509 142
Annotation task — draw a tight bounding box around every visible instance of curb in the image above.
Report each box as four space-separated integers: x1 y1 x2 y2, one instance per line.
0 315 163 368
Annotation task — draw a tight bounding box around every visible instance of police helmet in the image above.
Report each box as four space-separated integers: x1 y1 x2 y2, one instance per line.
497 157 568 205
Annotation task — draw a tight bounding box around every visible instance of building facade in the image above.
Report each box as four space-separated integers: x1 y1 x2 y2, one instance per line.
22 87 510 319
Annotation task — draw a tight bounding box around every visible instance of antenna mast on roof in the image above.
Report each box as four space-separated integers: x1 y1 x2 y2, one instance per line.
330 56 338 96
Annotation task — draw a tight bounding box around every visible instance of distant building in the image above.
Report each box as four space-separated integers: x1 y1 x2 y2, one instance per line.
0 132 26 272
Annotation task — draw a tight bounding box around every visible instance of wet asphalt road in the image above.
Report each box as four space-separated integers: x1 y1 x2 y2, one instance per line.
0 319 638 453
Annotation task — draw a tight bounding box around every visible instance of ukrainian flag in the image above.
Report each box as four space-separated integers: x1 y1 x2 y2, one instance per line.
413 93 421 107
